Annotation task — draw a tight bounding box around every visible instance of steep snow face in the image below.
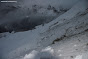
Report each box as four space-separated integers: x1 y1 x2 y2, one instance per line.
38 0 88 46
0 0 88 59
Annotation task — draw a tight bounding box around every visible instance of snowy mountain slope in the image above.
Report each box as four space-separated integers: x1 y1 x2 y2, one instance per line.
0 0 88 59
0 0 81 33
37 0 88 46
23 31 88 59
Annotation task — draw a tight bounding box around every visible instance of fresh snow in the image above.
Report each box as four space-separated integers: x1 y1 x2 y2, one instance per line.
75 55 82 59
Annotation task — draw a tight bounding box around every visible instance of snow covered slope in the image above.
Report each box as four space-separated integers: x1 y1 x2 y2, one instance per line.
0 0 80 33
0 0 88 59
